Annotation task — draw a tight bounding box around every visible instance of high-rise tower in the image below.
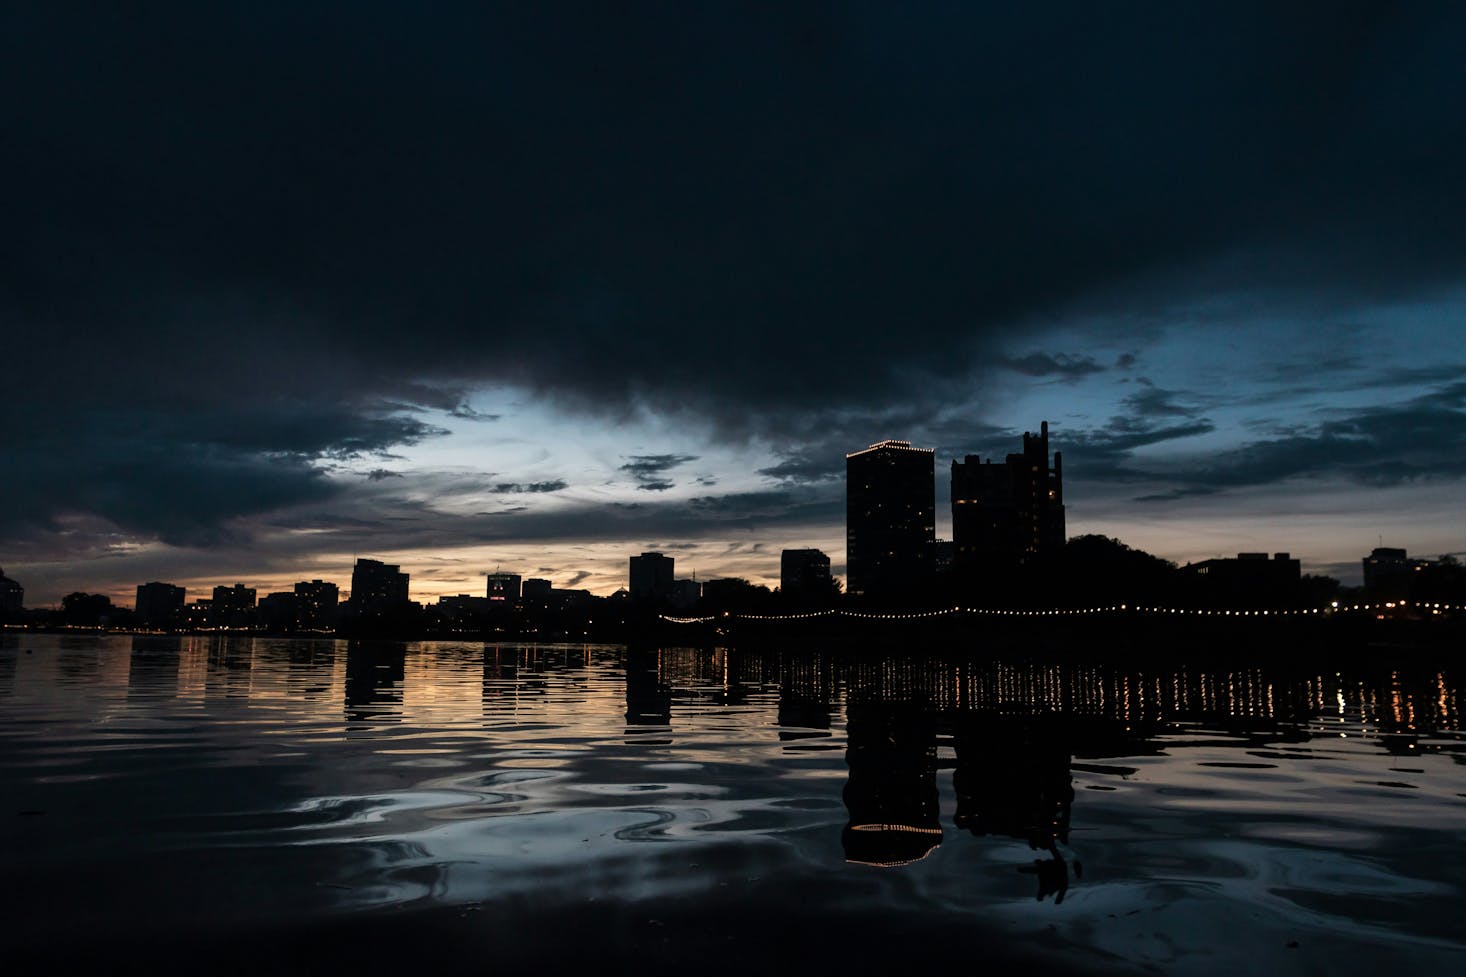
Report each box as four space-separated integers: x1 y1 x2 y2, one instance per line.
629 552 675 602
951 421 1064 572
350 559 409 616
846 440 935 597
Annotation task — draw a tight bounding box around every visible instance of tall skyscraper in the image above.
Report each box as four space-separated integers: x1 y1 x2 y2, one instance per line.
350 559 409 616
951 421 1065 572
629 552 675 602
846 440 935 597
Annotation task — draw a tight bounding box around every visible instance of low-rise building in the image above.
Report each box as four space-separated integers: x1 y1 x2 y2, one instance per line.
1181 552 1300 608
487 572 522 603
135 581 185 628
0 568 25 613
781 549 833 601
211 583 257 628
1362 547 1431 599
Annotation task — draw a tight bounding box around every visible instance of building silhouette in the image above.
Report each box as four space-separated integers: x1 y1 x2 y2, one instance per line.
846 440 935 598
134 581 185 628
934 539 954 575
294 579 339 630
1363 546 1429 598
435 594 489 627
0 568 23 613
258 591 300 631
487 572 522 603
951 421 1064 572
1181 552 1301 608
350 559 409 616
670 578 702 609
780 548 833 600
629 552 675 602
211 583 257 628
181 599 213 630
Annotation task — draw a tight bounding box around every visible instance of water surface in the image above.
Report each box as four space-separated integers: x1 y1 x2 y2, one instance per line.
2 635 1462 975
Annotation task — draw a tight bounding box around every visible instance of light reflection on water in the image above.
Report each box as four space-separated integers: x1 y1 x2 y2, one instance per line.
1 634 1463 974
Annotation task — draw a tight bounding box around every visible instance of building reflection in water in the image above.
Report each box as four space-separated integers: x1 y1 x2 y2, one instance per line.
777 652 833 739
834 665 1103 899
283 639 336 700
127 635 181 698
344 640 406 725
842 701 943 867
952 713 1079 902
624 647 672 736
839 699 1084 898
482 644 561 723
204 636 255 700
0 642 15 697
483 645 524 721
819 654 1460 900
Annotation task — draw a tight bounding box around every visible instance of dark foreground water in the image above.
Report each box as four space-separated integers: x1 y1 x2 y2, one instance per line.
1 635 1462 976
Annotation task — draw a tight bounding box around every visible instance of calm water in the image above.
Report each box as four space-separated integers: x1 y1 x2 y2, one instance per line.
2 634 1462 975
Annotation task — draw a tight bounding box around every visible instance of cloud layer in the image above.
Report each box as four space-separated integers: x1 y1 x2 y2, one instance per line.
4 4 1466 595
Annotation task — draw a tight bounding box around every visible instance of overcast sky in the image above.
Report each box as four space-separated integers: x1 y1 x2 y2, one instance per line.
5 2 1466 605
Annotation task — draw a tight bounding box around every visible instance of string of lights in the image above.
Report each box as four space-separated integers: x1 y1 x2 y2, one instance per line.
658 599 1461 625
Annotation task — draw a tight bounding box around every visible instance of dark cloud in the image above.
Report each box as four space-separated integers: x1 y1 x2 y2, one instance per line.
620 455 698 491
620 455 699 476
1174 390 1466 491
491 480 568 495
5 3 1466 559
366 469 404 481
1122 380 1205 419
450 405 502 422
223 479 843 563
269 513 383 532
1239 360 1466 409
0 399 442 548
685 491 844 536
10 6 1465 413
998 353 1106 379
758 453 843 484
1132 487 1221 503
689 492 795 514
1053 420 1219 486
563 570 592 588
1078 382 1466 501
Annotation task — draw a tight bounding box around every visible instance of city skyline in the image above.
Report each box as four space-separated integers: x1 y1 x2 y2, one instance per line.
5 439 1457 617
5 420 1465 608
6 6 1466 605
